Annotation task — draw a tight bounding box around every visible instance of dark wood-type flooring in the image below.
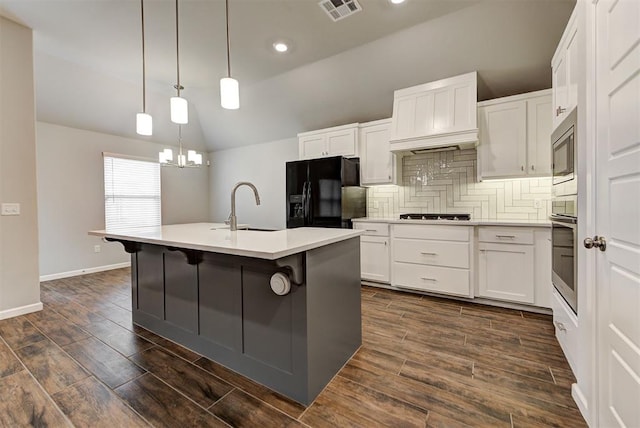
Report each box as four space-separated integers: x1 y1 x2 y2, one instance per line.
0 268 587 427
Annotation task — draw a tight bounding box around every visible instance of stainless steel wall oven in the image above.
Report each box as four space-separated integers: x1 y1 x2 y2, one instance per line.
550 196 577 313
550 108 578 314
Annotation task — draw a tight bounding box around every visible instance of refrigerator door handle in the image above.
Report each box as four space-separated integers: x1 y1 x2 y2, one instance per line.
301 181 308 223
306 181 312 225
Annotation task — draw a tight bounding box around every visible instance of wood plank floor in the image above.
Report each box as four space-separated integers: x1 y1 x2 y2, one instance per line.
0 268 587 427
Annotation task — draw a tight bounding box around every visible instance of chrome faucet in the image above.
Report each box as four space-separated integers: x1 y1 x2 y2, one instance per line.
229 182 261 231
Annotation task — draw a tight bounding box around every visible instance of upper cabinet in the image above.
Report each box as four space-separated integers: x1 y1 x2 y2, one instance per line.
389 72 478 152
358 119 399 186
477 89 552 180
298 123 358 160
551 8 578 130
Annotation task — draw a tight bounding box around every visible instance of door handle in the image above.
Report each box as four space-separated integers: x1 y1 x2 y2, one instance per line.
584 235 606 251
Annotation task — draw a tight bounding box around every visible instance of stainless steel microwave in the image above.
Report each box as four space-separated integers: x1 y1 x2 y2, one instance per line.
552 108 577 197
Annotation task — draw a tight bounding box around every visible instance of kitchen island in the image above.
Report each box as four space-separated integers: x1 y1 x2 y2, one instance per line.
89 223 363 405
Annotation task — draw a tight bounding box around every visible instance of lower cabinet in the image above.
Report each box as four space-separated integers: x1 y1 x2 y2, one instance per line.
360 236 390 283
354 221 390 284
391 224 473 297
477 226 551 307
478 242 535 304
551 287 578 374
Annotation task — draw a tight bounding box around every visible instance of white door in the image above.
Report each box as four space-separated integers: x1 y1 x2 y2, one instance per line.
360 122 393 185
478 100 527 178
526 95 553 176
478 243 534 304
595 1 640 426
326 128 357 157
360 236 390 283
299 134 326 160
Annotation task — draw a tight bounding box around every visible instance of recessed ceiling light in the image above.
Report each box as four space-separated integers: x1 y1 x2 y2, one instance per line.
390 0 406 4
273 42 288 53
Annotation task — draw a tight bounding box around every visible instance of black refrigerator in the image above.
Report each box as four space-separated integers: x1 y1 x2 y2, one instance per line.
286 156 366 229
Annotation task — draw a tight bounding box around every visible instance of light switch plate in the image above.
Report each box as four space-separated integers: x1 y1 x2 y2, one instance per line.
1 203 20 216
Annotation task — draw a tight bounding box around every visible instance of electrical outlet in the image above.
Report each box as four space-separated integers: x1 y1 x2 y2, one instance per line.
1 203 20 216
534 199 542 209
94 245 101 253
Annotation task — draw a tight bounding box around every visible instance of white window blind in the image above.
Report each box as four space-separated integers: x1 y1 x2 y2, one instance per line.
104 154 161 230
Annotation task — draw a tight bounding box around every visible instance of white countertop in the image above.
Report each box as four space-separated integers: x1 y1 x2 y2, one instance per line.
352 217 551 227
89 223 364 260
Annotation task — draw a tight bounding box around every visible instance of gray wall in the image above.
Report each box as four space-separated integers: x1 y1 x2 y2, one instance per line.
0 17 41 316
36 122 210 277
209 138 298 230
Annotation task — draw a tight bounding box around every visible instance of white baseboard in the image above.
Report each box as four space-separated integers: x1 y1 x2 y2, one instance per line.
39 262 131 282
0 302 43 320
572 383 591 427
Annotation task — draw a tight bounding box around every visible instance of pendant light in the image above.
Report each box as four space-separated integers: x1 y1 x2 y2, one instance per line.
220 0 239 109
136 0 152 135
171 0 188 124
159 125 202 168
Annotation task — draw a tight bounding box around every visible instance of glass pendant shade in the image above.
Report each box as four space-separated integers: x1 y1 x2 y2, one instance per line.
187 150 203 165
159 148 173 164
170 96 189 124
136 112 153 136
220 77 239 110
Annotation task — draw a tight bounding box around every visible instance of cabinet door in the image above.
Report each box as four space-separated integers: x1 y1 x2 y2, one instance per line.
326 128 357 157
360 236 389 283
478 101 527 178
526 95 552 176
565 23 579 117
299 134 326 160
478 242 534 304
552 54 568 130
360 122 395 185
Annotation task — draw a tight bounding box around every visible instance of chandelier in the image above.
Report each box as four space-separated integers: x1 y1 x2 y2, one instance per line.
159 125 202 168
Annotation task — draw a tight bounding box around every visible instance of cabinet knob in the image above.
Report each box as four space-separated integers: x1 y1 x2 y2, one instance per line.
531 165 535 171
521 165 524 171
554 321 567 332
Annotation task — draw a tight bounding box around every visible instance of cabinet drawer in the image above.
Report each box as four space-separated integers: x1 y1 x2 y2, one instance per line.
551 288 578 374
354 222 389 236
478 227 534 245
393 224 471 241
393 238 469 268
393 262 471 297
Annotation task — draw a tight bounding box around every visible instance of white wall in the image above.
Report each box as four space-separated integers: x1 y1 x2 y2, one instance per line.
36 122 210 277
209 138 298 230
0 17 41 318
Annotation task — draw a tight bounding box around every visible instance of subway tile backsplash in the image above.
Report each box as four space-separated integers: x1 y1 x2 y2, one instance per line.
366 149 552 220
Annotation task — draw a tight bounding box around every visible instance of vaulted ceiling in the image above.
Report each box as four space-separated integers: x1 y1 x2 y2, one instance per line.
0 0 575 151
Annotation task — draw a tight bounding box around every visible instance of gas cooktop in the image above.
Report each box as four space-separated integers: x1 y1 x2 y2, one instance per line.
399 213 471 221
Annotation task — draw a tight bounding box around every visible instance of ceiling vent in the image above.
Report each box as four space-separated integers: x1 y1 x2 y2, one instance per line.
319 0 362 22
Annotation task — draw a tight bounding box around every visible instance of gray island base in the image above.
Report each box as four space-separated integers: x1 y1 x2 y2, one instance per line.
109 234 362 405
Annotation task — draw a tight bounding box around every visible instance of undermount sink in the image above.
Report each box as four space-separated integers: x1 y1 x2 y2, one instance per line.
241 227 278 232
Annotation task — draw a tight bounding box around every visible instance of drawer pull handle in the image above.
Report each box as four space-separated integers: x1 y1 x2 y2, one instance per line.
555 321 567 332
420 252 437 255
496 235 516 239
365 229 377 232
420 277 437 281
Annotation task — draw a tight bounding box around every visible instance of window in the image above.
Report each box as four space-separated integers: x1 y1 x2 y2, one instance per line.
103 154 161 230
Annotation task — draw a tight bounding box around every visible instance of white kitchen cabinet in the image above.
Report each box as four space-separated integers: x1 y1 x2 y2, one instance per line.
551 7 579 130
353 222 390 284
477 89 552 180
389 72 478 152
551 287 578 374
391 224 473 297
477 226 551 307
359 119 399 185
298 123 358 160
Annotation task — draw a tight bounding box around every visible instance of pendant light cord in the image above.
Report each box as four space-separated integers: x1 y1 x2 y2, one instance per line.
141 0 146 112
175 0 181 96
225 0 231 77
